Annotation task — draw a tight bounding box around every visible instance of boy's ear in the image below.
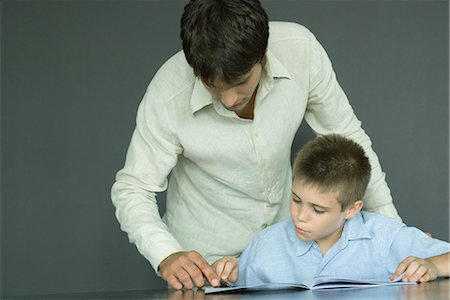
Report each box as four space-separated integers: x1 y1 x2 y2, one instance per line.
345 200 364 219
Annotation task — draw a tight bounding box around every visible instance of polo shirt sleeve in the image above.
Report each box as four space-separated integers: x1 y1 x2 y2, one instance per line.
387 225 450 275
304 34 401 220
111 86 184 273
238 236 266 286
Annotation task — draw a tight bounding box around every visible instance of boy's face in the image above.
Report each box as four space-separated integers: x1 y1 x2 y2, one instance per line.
203 63 262 116
290 180 362 253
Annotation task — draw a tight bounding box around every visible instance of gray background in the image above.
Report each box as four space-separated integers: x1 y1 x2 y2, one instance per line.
1 0 448 297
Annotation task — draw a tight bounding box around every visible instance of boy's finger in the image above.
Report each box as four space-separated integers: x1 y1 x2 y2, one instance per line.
408 264 427 282
392 256 416 280
402 261 421 281
214 260 226 278
221 261 233 279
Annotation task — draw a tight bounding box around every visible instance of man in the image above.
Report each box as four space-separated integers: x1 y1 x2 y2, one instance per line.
111 0 401 290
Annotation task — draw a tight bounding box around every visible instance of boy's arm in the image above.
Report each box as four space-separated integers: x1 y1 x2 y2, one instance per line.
390 253 449 282
427 253 450 277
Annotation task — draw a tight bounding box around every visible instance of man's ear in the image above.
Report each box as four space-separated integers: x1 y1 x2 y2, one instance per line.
345 200 364 219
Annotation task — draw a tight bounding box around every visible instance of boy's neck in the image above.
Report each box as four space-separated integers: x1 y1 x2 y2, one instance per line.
316 224 345 256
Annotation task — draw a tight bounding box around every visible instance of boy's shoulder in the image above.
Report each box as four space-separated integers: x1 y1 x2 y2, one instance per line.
360 211 404 225
251 219 294 247
359 211 406 235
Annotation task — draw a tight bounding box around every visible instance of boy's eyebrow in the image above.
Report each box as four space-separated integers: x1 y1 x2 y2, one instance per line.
291 190 331 210
291 190 301 199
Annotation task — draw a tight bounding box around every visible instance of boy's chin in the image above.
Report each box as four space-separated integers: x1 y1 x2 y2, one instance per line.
295 233 313 242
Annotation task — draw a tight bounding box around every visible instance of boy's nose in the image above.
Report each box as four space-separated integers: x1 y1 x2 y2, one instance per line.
297 207 309 223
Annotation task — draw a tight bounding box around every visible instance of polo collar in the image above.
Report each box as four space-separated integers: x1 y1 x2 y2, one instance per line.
289 212 372 257
287 219 315 256
341 212 372 242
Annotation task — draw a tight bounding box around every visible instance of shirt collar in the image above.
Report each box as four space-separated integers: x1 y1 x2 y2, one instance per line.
190 77 213 114
287 219 315 256
341 212 372 242
264 48 291 80
288 212 372 257
189 49 291 114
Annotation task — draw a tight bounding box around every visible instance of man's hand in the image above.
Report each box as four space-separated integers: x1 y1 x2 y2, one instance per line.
211 256 238 283
167 289 205 300
390 256 438 283
159 251 219 290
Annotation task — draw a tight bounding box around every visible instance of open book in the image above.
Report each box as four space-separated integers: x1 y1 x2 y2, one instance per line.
205 275 416 294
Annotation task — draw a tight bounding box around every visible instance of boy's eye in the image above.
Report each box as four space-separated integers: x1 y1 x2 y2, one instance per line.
313 207 325 214
292 197 301 203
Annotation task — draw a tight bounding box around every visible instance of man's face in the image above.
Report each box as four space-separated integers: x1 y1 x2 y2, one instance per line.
203 63 262 116
290 180 360 253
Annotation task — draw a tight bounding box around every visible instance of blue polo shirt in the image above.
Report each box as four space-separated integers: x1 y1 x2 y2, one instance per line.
237 212 449 285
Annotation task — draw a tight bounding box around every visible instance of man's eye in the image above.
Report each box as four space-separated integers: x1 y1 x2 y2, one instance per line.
292 197 301 203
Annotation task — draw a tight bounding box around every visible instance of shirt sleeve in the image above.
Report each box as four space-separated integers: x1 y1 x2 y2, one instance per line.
237 237 265 286
387 225 450 274
111 88 184 272
304 35 401 220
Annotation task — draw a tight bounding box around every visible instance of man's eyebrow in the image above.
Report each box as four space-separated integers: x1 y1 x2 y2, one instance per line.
235 75 250 85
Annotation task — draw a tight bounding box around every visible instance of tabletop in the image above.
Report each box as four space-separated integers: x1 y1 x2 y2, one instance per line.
3 278 449 300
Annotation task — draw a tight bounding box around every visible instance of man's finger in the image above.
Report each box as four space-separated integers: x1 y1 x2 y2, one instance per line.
167 274 183 290
182 261 206 288
176 268 194 289
189 253 219 286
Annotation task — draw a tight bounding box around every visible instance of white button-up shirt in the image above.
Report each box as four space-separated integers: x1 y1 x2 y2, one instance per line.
111 22 400 272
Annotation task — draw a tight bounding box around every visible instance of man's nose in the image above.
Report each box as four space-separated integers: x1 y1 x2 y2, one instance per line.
220 88 239 107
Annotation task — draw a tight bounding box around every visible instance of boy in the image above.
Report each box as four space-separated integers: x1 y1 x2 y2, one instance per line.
213 134 449 284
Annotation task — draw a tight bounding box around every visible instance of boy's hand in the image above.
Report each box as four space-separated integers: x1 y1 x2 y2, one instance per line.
390 256 438 283
211 256 239 283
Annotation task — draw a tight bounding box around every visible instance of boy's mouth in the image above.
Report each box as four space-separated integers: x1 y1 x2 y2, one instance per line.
295 226 308 235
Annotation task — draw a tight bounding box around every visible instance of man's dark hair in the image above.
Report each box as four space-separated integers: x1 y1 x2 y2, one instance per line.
180 0 269 86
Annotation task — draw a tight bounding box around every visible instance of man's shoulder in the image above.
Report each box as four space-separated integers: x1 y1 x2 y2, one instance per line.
146 50 196 104
268 21 315 42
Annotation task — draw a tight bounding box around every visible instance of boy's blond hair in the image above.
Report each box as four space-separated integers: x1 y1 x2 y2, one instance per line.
293 134 371 210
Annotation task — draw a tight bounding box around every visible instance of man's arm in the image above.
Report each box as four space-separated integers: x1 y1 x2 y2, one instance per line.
111 91 219 289
304 34 401 220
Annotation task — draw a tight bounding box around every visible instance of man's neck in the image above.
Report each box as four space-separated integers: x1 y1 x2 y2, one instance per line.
236 86 258 120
